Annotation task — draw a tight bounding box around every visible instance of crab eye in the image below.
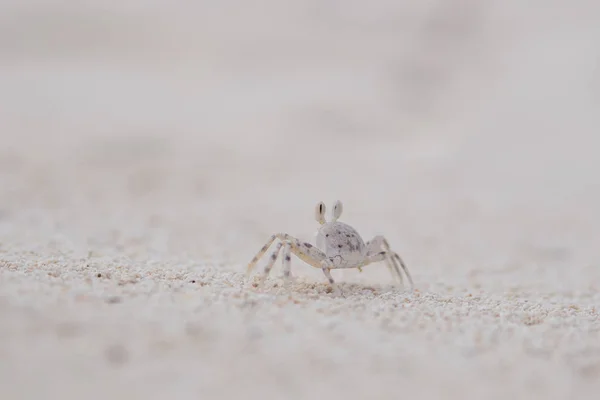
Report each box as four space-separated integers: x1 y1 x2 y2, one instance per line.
315 201 326 224
332 200 343 221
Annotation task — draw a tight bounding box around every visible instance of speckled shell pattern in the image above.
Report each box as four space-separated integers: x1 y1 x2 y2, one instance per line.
315 222 366 268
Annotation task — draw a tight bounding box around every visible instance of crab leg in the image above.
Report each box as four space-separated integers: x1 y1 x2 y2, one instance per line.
247 233 297 275
247 233 340 293
364 235 413 288
258 242 284 285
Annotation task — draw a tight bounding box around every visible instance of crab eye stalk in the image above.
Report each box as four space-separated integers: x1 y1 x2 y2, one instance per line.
315 201 326 224
332 200 343 222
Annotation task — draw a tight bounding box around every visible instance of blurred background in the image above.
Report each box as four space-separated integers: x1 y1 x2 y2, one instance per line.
2 2 600 399
1 0 600 287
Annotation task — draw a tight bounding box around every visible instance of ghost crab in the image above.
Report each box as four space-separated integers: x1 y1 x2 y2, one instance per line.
247 201 413 293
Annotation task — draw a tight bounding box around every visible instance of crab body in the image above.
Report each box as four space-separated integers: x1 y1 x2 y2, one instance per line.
315 221 366 268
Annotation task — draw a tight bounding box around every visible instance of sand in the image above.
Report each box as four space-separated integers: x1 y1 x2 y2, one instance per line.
1 1 600 399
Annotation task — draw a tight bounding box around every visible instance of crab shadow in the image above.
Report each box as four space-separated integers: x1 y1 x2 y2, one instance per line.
250 277 412 298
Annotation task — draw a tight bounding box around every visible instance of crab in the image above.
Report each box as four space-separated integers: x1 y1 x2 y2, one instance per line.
246 200 413 292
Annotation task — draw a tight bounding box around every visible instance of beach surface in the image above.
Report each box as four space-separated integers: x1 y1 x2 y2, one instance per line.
1 2 600 399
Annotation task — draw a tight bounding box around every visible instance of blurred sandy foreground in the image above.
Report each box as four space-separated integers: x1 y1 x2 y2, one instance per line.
1 1 600 399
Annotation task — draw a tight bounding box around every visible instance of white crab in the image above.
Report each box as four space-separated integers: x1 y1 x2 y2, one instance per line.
247 200 413 292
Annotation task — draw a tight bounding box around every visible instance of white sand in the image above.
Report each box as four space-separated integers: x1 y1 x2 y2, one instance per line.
2 2 600 399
